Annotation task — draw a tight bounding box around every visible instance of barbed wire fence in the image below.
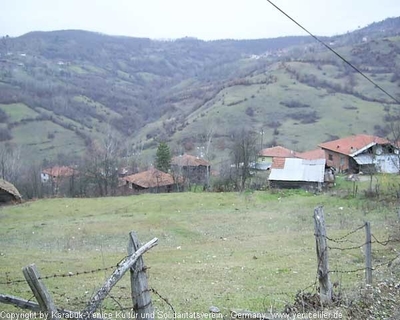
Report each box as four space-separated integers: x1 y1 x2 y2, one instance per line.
313 206 399 304
0 269 175 316
1 208 399 317
263 205 399 310
263 206 400 315
0 232 172 320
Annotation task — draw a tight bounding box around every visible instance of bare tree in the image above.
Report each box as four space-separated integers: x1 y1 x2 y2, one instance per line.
82 129 121 196
197 119 215 189
121 139 143 174
230 129 258 191
386 112 400 174
0 143 22 184
17 164 43 199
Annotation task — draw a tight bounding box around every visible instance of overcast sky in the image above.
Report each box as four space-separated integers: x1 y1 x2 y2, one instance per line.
1 0 400 40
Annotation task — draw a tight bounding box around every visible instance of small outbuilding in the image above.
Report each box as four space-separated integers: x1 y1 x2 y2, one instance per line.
171 154 210 185
0 179 22 203
268 158 326 190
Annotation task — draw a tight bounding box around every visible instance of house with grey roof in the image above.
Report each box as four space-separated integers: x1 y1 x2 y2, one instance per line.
268 158 327 190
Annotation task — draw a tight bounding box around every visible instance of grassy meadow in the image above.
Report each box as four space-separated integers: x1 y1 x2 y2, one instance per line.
0 179 398 316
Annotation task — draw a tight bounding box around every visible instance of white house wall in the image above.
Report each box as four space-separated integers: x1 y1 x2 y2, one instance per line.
375 155 399 173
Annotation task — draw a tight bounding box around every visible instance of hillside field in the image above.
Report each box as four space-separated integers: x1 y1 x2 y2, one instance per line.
2 19 400 164
0 180 398 316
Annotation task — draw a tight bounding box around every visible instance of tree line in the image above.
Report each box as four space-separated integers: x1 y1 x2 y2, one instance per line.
0 127 263 199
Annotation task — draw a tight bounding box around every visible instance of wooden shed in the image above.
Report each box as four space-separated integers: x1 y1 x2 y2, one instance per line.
0 179 22 203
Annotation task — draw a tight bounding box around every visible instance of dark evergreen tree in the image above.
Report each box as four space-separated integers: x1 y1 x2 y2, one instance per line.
155 142 171 173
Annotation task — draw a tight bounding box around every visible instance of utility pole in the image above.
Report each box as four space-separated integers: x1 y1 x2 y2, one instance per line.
260 129 264 150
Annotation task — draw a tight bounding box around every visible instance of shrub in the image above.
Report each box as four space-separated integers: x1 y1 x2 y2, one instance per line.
245 107 255 117
280 100 310 109
288 111 320 124
0 128 12 141
0 109 9 123
343 105 358 110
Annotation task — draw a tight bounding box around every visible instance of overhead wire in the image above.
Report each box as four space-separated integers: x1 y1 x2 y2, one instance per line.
266 0 400 105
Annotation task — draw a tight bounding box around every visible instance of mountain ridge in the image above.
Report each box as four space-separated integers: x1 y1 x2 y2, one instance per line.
0 17 399 164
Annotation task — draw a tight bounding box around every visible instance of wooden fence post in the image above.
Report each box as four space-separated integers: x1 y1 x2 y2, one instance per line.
22 264 60 320
82 237 158 318
365 222 372 285
0 294 76 317
313 206 332 304
128 232 155 320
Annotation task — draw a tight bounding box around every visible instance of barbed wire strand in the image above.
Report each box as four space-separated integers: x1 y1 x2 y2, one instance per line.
325 224 366 243
0 258 127 286
151 288 175 316
108 294 125 313
329 266 366 274
371 234 400 246
328 243 365 251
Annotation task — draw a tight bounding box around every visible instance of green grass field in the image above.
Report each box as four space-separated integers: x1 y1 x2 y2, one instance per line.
0 187 397 316
11 120 86 161
0 103 39 122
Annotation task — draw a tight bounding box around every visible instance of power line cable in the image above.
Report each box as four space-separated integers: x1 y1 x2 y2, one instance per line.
266 0 400 105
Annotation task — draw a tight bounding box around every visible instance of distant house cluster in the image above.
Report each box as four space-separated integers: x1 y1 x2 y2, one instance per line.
258 134 399 190
37 134 400 196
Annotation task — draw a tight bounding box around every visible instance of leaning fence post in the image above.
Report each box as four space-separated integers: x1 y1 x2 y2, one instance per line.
22 264 60 320
82 237 157 318
313 206 332 304
128 232 155 320
365 222 372 285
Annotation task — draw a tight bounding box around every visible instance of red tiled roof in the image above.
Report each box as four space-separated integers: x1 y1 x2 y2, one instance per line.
124 168 175 189
171 154 210 167
297 149 325 160
318 134 389 156
258 146 296 158
271 158 286 169
42 166 76 177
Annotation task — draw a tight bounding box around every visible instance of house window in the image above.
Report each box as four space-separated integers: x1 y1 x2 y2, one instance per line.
328 154 333 161
340 156 345 166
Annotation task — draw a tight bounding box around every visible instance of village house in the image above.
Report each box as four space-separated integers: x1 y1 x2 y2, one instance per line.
296 148 326 161
41 166 78 195
171 154 210 185
122 168 179 193
268 158 326 190
267 147 335 189
257 146 297 170
41 166 77 183
318 134 399 173
297 148 335 185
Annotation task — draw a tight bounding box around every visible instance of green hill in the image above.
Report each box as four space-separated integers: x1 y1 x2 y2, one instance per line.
0 18 400 164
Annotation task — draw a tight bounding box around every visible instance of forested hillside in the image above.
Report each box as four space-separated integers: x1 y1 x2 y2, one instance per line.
0 17 400 164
